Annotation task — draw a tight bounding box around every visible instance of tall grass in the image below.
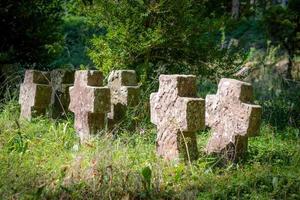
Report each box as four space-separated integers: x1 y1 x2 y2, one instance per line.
0 101 299 199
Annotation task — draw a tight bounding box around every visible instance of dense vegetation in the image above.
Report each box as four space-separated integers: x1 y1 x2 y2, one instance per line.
0 0 299 199
0 100 299 199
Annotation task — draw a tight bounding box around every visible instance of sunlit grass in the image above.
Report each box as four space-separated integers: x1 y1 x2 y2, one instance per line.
0 101 299 199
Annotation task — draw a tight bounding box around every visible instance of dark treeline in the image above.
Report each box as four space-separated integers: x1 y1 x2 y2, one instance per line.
0 0 298 73
0 0 299 128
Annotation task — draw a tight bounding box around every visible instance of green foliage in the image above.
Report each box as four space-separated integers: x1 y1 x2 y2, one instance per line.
0 101 299 199
83 0 241 78
50 15 104 68
255 76 300 130
264 2 300 58
288 0 300 14
0 0 65 67
141 166 152 193
243 44 300 130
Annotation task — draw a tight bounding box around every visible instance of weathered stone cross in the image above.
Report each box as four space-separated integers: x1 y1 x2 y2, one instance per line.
205 78 262 161
69 70 110 141
50 69 74 118
107 70 140 127
19 70 52 120
150 75 205 161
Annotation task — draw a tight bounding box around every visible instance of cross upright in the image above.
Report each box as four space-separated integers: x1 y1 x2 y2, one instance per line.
19 70 52 120
150 75 205 162
205 78 262 161
50 69 75 118
69 70 111 141
107 70 140 127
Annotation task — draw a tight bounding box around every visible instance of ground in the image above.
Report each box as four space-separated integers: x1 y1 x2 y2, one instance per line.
0 101 299 199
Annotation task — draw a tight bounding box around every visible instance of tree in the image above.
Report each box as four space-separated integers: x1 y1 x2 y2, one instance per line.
232 0 240 19
83 0 239 80
264 0 300 79
0 0 64 68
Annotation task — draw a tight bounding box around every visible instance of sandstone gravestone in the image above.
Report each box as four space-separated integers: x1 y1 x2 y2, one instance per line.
69 70 110 141
19 70 52 120
150 75 205 161
205 78 262 161
107 70 140 127
50 69 75 118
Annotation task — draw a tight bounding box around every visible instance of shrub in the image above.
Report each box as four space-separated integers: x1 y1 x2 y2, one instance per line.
82 0 242 81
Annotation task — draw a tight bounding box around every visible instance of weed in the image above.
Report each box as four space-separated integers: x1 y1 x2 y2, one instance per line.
0 101 299 199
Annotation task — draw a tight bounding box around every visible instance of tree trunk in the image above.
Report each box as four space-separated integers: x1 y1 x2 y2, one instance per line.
232 0 240 19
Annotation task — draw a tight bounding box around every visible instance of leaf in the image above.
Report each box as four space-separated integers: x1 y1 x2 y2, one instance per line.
141 166 152 189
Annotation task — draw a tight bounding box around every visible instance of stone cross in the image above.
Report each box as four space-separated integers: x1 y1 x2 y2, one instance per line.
150 75 205 161
205 78 262 161
19 70 52 120
107 70 140 127
69 70 111 141
50 69 74 119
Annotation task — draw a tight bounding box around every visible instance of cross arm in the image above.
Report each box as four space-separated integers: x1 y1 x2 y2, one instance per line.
112 85 140 106
242 103 262 137
176 97 205 132
150 92 159 125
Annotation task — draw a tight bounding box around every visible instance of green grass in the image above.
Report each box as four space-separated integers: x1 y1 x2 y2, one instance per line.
0 101 299 199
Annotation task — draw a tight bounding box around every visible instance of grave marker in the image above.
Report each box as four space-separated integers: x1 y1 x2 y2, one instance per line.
150 75 205 161
69 70 110 141
50 69 75 118
205 78 262 161
107 70 140 127
19 70 52 120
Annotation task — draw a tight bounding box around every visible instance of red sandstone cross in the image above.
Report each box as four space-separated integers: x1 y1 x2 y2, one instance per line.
69 70 111 141
107 70 140 127
150 75 205 162
205 78 262 161
19 70 52 120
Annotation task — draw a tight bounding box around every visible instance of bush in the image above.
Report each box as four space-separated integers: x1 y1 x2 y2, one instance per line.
82 0 242 81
